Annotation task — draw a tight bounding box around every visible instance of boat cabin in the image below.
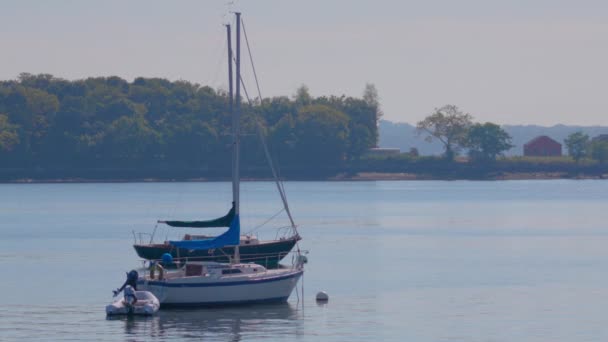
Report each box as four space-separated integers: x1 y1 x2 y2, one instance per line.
181 234 260 245
147 261 268 280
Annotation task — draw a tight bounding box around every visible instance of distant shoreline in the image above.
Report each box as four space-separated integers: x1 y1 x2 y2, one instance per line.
3 171 606 184
339 172 607 181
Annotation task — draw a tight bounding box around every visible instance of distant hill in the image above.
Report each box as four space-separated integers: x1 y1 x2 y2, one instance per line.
379 120 608 156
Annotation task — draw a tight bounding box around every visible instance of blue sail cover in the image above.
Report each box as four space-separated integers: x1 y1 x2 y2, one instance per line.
169 215 240 250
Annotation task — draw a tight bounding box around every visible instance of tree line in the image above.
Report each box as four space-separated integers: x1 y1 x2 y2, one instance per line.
1 73 606 180
415 105 608 165
415 104 514 162
564 132 608 163
0 73 380 177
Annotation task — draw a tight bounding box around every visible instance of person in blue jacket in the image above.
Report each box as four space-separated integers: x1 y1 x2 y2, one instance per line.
113 270 139 297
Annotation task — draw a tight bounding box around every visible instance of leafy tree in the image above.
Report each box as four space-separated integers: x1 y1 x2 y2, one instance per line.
18 73 55 90
590 140 608 164
260 96 295 128
163 119 219 167
362 83 378 106
348 123 374 159
466 123 513 162
564 131 589 162
10 87 59 129
294 85 312 106
6 87 60 160
362 83 383 121
270 113 297 159
0 114 19 152
87 89 135 123
417 105 473 160
293 104 349 166
129 83 170 124
102 115 160 163
340 98 377 159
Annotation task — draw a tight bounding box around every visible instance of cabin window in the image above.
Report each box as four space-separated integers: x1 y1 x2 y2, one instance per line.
222 269 242 275
185 264 203 276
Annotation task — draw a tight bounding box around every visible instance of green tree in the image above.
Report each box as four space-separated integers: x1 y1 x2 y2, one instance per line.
362 83 383 121
360 84 383 151
348 123 374 159
293 104 349 166
0 114 19 152
416 105 473 160
260 96 295 128
13 87 59 160
340 98 377 159
466 122 513 162
163 119 219 167
102 115 160 163
590 140 608 164
18 73 55 90
270 113 297 158
294 85 312 106
564 131 589 162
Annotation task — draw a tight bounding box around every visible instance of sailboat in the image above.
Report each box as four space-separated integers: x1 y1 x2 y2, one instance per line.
132 11 302 269
136 13 304 306
132 200 300 269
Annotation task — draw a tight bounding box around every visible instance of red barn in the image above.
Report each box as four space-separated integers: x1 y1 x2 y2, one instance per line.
523 135 562 156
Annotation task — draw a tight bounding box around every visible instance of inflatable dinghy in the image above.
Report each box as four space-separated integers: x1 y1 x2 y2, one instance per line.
105 286 160 316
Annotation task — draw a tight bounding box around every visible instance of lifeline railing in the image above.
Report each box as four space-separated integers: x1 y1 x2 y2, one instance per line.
133 231 154 245
133 226 296 246
142 249 308 270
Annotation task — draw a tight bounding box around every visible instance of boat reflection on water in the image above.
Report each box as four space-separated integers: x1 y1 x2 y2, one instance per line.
107 304 303 341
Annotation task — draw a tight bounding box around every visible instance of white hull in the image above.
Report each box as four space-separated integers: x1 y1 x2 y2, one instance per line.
138 268 303 307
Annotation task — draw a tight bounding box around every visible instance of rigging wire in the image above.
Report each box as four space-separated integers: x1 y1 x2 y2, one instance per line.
246 207 285 234
239 16 298 233
241 19 264 102
237 71 298 234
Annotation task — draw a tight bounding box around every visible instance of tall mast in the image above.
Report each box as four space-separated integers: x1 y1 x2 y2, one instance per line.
226 23 235 210
234 12 241 216
233 12 242 263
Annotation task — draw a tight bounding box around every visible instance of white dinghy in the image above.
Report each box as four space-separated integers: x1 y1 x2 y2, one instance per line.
105 286 160 316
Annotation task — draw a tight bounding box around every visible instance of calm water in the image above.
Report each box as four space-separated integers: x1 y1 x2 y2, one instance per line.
2 180 608 341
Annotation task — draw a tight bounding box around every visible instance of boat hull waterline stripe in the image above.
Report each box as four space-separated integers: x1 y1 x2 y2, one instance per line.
139 270 303 288
160 296 289 308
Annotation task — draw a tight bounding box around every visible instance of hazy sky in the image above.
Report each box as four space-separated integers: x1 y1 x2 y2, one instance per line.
1 0 607 125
